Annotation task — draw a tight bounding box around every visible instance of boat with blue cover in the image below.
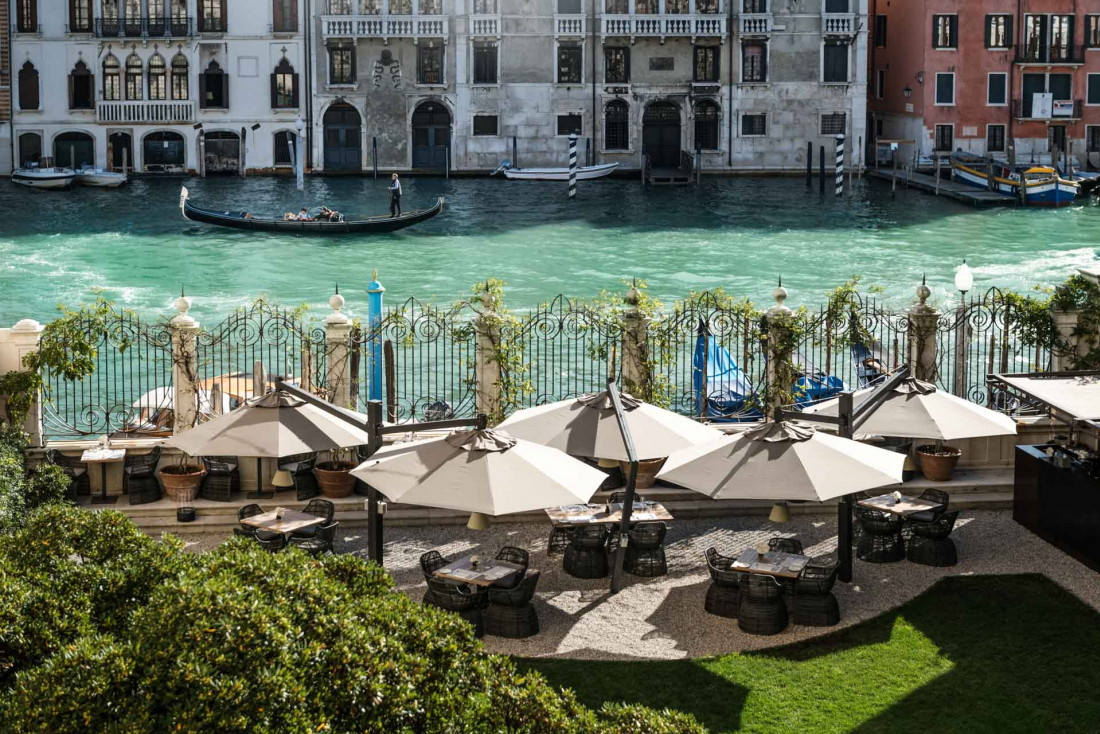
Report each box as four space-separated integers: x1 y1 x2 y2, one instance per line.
950 152 1079 207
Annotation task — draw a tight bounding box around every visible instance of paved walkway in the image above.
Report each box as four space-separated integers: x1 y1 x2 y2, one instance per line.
178 509 1100 661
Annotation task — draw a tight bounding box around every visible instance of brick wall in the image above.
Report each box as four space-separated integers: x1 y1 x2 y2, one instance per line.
0 0 9 121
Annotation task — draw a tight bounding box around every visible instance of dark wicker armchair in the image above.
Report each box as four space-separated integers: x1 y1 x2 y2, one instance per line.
563 525 610 579
609 491 648 506
485 570 541 638
494 546 529 588
546 525 576 557
856 506 905 563
420 550 451 581
704 547 743 618
201 455 240 501
768 537 804 556
790 561 841 627
234 503 287 547
423 577 486 636
278 452 319 501
907 488 950 524
45 450 90 498
624 522 668 577
289 521 338 556
124 447 161 505
739 574 789 635
291 498 335 540
907 510 959 567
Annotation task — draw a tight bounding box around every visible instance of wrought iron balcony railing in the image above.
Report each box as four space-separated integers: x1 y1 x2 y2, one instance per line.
1012 98 1082 120
1015 45 1085 64
95 17 193 38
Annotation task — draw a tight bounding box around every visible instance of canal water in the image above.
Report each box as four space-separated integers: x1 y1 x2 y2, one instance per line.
2 175 1099 324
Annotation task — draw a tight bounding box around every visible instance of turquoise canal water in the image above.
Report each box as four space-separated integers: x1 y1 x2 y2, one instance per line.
2 175 1100 324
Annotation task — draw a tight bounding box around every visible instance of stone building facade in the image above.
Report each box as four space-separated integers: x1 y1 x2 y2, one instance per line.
7 0 306 175
310 0 868 173
1 0 11 172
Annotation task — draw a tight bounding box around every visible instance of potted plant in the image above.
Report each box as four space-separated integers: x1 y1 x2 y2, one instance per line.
620 457 667 490
159 452 206 502
316 447 356 498
916 444 962 482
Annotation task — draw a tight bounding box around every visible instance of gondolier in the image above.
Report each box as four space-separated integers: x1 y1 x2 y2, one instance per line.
389 173 402 217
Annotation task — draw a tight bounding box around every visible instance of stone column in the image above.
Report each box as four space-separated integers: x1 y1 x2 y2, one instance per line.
620 283 650 398
325 288 353 408
170 293 201 433
1051 308 1086 372
10 319 45 446
907 277 941 383
474 288 503 420
764 281 794 421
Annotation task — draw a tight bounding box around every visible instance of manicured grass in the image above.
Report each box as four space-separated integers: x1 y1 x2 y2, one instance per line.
520 575 1100 733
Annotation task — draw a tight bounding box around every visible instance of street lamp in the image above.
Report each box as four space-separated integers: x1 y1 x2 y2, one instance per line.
955 260 973 298
295 116 304 133
294 116 305 192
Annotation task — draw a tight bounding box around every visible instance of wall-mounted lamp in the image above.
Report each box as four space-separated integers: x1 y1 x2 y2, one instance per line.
916 71 925 85
902 84 912 99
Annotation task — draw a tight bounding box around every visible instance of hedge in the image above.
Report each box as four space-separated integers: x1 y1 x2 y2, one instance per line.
0 505 705 733
0 427 71 532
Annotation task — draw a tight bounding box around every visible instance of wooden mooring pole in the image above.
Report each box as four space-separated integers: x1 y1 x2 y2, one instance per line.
806 141 812 188
819 145 825 194
934 153 940 195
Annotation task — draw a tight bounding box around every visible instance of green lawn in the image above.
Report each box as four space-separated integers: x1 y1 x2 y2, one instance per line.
520 575 1100 733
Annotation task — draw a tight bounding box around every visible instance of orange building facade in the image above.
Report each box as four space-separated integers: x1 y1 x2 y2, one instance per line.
1 0 10 173
869 0 1100 167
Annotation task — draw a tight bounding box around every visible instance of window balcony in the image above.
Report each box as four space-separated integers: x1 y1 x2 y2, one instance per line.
600 14 726 41
1012 98 1082 121
97 100 195 124
738 13 771 35
555 13 585 36
469 13 500 37
95 17 193 38
1015 45 1085 65
822 12 856 35
321 15 448 40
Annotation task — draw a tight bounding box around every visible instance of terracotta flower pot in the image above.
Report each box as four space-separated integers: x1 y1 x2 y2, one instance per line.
316 461 356 498
917 445 961 482
158 465 206 502
620 457 667 490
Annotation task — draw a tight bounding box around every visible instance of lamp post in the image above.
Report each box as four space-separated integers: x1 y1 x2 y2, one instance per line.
295 116 305 192
953 261 974 397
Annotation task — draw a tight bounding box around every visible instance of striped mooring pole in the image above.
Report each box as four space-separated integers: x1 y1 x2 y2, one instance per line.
834 134 845 197
568 133 578 199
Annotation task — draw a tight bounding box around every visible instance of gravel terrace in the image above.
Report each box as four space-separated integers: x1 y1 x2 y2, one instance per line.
176 509 1100 660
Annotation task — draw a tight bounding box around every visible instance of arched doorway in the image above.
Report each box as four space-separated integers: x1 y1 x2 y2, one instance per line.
204 131 241 174
108 132 133 171
411 101 450 170
143 130 185 172
323 103 361 172
54 131 95 168
642 102 681 168
18 133 42 167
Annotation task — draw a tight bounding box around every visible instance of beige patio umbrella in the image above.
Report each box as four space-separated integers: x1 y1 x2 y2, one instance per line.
350 427 606 521
165 390 373 496
801 377 1017 441
656 421 904 502
497 391 722 461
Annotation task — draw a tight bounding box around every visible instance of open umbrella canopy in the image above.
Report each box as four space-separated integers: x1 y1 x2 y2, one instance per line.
350 427 605 516
656 421 904 502
131 386 232 415
497 390 722 461
165 390 373 458
801 377 1017 441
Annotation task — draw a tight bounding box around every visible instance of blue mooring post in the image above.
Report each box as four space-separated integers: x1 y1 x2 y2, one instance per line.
366 271 385 402
372 137 377 179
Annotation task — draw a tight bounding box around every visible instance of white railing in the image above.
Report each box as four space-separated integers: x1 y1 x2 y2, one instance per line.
822 12 856 34
469 13 500 36
96 100 194 124
738 13 770 34
555 13 585 35
321 14 448 39
600 14 726 37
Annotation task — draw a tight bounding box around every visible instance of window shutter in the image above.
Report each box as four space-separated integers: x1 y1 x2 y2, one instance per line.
198 72 207 109
70 0 78 31
932 16 938 47
624 48 630 82
220 0 228 30
1068 16 1076 54
270 72 278 108
68 73 75 110
292 73 299 107
222 73 230 108
273 0 283 31
950 17 957 48
1006 16 1013 50
984 16 992 48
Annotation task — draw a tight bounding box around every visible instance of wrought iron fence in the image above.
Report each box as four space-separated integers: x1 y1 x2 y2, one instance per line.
41 311 173 440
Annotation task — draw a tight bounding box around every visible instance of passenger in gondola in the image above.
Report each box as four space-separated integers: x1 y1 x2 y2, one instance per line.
296 208 313 221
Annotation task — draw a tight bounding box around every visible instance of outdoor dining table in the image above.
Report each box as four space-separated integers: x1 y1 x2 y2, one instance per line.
239 508 325 537
434 555 524 588
731 548 812 579
81 447 127 505
544 500 674 526
857 493 944 518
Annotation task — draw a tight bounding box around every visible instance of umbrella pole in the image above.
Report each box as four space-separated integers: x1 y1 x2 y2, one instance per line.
248 457 273 499
837 392 854 583
365 400 385 564
608 378 639 595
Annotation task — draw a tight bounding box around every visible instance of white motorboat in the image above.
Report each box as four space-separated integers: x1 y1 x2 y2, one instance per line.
492 161 619 181
11 161 76 190
74 165 127 188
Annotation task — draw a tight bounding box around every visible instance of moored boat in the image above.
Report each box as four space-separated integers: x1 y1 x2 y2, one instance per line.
491 160 619 181
179 187 444 234
11 160 76 190
950 152 1079 207
74 166 128 188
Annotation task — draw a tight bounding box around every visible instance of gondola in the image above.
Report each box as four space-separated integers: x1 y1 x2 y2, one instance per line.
179 187 444 234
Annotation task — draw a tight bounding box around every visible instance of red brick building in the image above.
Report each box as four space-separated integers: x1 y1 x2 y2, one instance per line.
869 0 1100 167
1 0 10 173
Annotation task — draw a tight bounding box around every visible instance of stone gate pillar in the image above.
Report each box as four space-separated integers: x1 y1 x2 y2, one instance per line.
907 277 941 383
620 283 650 398
325 288 353 408
764 281 795 421
9 319 45 445
170 294 201 433
474 286 503 420
1051 308 1087 372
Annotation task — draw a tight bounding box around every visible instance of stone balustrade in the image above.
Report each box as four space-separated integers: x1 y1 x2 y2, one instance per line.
600 13 726 38
321 14 448 39
96 101 194 124
555 13 585 35
738 13 771 35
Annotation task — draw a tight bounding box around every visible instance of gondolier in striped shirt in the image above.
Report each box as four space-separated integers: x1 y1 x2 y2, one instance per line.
389 173 402 217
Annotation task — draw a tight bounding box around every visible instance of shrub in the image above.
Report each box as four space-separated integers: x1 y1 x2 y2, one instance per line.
0 427 72 533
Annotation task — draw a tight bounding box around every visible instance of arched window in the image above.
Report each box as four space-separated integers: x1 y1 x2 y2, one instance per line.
605 100 629 151
148 54 167 100
200 59 228 109
124 0 142 36
18 61 39 111
143 130 185 170
70 0 93 32
54 131 95 168
270 58 298 109
274 130 295 166
101 0 120 35
125 53 144 100
18 133 42 168
103 54 121 101
69 60 94 109
171 53 189 100
694 100 720 151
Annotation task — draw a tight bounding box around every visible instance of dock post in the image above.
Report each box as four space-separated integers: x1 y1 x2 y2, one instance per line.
696 139 702 185
934 154 940 195
891 150 898 195
445 139 451 180
513 136 518 169
858 135 863 180
372 137 377 179
987 158 996 192
819 145 825 194
586 137 591 167
641 146 646 186
1068 140 1074 179
568 133 578 198
806 141 812 187
834 134 845 196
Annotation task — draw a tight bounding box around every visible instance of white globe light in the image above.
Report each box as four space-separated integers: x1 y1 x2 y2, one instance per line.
295 116 304 132
954 261 974 294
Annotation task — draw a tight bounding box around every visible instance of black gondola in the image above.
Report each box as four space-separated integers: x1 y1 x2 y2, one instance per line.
179 187 443 234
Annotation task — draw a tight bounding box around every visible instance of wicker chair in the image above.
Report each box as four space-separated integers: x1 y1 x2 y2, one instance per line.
738 574 789 636
704 547 744 619
278 453 320 501
546 526 576 557
124 447 161 505
234 503 287 546
790 561 840 627
768 537 804 556
423 577 486 636
494 546 529 588
200 456 240 501
289 521 338 556
624 522 668 577
45 450 90 498
856 506 905 563
906 510 959 567
609 491 648 506
485 570 541 638
420 550 451 581
254 534 287 552
291 498 335 540
907 488 950 525
563 525 610 579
